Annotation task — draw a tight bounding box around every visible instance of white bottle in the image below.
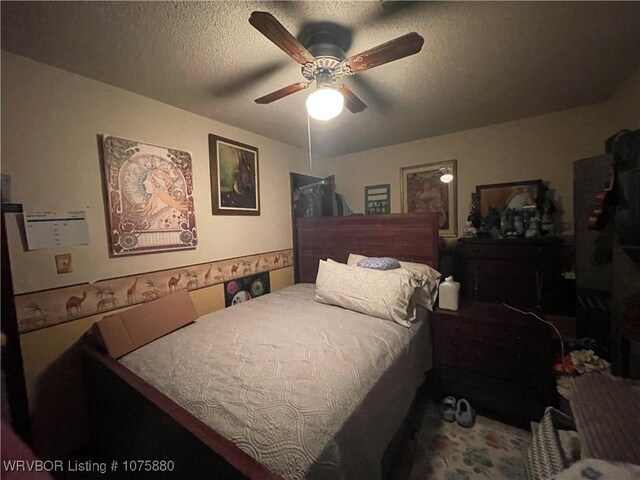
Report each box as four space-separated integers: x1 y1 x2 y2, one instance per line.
439 276 460 311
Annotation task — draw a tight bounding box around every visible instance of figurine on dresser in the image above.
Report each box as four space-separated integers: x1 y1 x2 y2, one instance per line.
462 217 478 238
526 214 541 238
478 206 502 238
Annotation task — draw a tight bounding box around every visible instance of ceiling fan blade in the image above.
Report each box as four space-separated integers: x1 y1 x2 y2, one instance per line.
380 1 415 15
349 75 392 111
249 11 315 65
345 32 424 74
336 85 367 113
255 82 310 104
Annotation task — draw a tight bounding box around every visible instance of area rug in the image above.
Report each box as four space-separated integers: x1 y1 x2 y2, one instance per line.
404 402 532 480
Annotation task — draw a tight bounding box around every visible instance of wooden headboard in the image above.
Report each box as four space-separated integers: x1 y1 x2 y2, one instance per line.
296 213 440 283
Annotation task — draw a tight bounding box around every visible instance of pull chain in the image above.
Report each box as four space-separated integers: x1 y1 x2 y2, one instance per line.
307 113 313 173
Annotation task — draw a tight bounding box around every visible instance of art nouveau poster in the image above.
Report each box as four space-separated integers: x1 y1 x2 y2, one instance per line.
102 135 197 255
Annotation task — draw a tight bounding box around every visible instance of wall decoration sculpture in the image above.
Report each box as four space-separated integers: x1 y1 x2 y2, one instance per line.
102 135 197 255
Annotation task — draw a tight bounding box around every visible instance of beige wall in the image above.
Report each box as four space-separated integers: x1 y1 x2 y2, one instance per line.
606 69 640 128
3 49 638 458
1 51 309 294
1 51 303 458
317 70 640 237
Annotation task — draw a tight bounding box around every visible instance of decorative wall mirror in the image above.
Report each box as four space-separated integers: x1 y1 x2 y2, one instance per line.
476 179 543 217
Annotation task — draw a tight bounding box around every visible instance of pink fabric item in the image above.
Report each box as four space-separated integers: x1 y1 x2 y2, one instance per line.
1 420 53 479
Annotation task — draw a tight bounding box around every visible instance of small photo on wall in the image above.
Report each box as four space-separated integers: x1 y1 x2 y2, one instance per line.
224 272 270 307
209 134 260 216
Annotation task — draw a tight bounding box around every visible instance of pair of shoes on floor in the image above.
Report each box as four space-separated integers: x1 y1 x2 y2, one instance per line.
440 396 476 428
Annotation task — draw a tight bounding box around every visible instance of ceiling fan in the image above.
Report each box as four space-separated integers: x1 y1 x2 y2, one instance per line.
249 11 424 120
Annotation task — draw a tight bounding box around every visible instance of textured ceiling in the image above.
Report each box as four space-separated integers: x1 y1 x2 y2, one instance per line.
2 1 639 157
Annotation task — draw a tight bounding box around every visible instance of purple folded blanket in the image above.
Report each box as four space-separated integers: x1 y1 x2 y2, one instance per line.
569 373 640 464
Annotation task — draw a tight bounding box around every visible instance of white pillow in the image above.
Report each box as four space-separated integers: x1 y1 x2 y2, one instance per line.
315 259 418 327
347 253 442 311
326 259 422 322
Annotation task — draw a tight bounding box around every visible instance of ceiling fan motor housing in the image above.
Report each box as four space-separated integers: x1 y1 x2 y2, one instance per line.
313 70 335 89
302 30 348 82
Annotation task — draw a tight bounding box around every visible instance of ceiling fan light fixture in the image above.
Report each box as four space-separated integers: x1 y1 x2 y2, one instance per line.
306 86 344 121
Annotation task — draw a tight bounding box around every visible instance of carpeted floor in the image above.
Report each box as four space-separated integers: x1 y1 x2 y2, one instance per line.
391 397 532 480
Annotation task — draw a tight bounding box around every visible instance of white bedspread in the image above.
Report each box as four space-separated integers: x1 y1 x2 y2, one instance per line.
119 284 432 479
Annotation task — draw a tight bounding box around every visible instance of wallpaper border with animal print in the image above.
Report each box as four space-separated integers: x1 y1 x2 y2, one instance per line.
15 249 293 333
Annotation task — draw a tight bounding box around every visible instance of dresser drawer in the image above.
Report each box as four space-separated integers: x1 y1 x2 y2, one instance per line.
432 314 549 345
459 243 510 259
459 242 560 262
457 239 564 312
435 340 533 382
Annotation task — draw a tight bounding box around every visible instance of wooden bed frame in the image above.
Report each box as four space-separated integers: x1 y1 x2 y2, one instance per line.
296 213 439 283
83 213 440 479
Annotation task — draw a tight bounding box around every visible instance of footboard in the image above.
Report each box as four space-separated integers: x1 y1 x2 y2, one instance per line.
82 347 280 479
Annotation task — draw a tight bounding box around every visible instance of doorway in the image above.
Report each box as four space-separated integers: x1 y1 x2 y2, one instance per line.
290 173 336 282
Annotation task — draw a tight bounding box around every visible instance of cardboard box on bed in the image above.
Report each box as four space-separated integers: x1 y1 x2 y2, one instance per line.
97 289 198 359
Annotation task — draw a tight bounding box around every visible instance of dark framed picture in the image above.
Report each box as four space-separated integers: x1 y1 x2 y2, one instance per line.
209 134 260 215
476 179 542 217
400 159 457 237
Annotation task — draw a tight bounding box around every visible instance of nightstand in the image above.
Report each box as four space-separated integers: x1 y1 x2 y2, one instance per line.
431 301 556 422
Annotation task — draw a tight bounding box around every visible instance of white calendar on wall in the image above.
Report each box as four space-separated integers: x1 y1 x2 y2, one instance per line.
24 211 89 250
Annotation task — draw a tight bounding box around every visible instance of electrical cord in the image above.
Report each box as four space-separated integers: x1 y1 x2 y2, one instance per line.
502 303 565 362
307 113 313 173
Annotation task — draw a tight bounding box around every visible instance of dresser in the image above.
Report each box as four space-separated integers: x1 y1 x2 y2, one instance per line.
458 238 564 313
431 302 556 422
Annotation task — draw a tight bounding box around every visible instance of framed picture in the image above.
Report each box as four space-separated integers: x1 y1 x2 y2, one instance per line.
209 134 260 215
476 179 542 217
365 184 391 215
101 135 197 256
400 160 457 237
